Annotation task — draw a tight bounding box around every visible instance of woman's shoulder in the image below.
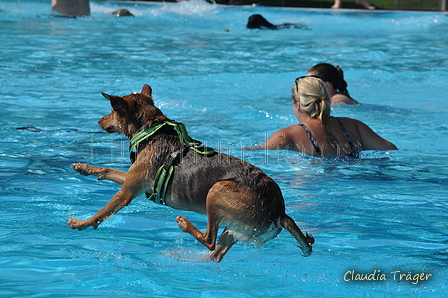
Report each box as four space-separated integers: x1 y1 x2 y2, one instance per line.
334 116 360 124
330 116 354 123
271 124 311 143
331 93 358 105
331 116 365 131
276 124 303 135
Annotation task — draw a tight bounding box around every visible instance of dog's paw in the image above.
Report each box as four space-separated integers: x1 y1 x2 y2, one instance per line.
72 163 97 176
67 218 94 230
176 215 190 232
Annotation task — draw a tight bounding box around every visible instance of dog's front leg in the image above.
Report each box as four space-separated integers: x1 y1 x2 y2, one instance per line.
67 180 143 230
72 163 127 185
68 167 148 230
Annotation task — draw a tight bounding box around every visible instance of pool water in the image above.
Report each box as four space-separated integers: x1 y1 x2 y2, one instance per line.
1 0 447 297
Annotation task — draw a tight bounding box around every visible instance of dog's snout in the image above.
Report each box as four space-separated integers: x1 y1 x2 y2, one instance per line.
105 126 116 133
98 114 116 133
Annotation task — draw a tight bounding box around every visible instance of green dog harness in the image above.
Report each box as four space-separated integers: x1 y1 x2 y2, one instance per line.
129 120 215 205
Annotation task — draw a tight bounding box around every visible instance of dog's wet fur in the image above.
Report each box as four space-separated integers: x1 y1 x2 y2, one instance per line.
68 84 314 262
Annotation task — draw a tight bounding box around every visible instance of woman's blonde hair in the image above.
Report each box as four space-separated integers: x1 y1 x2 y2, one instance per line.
292 76 332 126
293 76 336 145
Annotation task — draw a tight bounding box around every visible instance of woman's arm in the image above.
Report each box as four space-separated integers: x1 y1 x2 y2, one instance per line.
355 120 398 151
245 127 295 151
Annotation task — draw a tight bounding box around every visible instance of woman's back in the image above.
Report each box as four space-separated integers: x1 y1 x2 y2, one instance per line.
288 116 396 156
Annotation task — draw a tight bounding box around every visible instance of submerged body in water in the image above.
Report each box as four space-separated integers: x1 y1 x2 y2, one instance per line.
247 14 306 30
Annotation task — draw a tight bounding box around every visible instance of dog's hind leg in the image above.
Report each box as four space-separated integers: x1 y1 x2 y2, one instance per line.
72 163 127 185
280 214 314 257
176 180 241 252
176 213 219 251
207 228 237 263
176 180 256 262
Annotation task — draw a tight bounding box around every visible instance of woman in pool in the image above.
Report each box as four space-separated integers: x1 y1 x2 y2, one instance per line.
249 76 397 157
307 63 358 105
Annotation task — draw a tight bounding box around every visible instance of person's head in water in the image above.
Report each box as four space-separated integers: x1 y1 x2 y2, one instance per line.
292 76 332 125
247 14 277 29
307 63 358 105
246 14 306 30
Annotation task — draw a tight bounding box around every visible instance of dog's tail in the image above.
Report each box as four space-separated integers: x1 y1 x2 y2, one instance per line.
280 214 314 257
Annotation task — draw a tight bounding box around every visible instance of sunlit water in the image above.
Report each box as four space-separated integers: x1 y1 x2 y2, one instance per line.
1 0 447 297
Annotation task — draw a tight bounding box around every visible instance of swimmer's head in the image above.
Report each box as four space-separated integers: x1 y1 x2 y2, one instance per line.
292 76 332 124
307 63 350 97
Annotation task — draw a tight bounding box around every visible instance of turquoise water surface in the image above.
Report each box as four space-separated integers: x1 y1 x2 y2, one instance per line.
1 0 447 297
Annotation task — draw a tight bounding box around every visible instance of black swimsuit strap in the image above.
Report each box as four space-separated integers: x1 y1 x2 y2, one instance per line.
299 124 321 155
337 117 356 152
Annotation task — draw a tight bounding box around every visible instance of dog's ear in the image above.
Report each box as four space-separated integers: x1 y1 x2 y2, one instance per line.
102 92 127 116
140 84 155 105
141 84 152 97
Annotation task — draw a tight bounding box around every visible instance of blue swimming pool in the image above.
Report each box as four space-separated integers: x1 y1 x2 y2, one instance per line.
1 0 447 297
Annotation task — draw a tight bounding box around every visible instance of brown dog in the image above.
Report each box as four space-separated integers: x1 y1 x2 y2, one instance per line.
68 84 314 262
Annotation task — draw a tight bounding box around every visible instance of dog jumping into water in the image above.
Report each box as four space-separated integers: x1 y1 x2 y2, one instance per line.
68 84 314 262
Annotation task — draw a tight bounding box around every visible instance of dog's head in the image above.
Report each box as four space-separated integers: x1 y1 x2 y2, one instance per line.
99 84 168 138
